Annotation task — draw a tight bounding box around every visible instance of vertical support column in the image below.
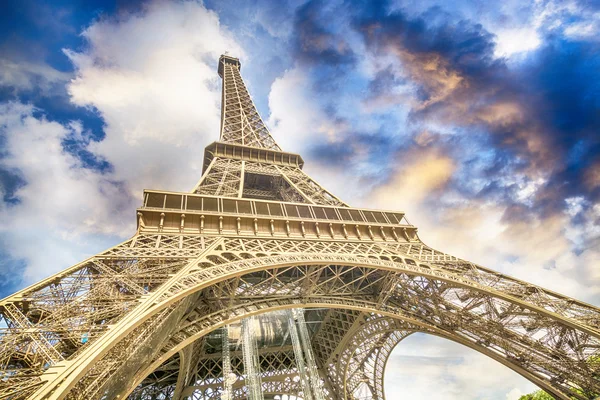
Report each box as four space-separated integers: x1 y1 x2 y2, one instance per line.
172 345 193 400
293 309 326 400
241 316 264 400
238 161 246 198
222 326 233 400
287 310 314 400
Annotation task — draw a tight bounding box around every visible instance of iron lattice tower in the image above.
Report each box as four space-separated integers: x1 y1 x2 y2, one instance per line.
1 55 599 400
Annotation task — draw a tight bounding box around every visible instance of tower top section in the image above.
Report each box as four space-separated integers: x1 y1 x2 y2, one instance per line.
216 54 281 151
218 54 241 78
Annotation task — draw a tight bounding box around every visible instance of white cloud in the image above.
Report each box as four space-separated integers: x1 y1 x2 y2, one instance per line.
0 102 130 283
268 67 337 153
532 0 600 41
65 0 244 195
494 28 541 57
0 59 71 93
563 19 600 40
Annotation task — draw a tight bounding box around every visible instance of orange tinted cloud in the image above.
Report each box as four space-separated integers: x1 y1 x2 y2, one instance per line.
373 146 456 207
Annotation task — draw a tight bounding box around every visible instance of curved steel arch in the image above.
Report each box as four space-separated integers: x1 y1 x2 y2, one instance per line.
45 251 595 400
373 330 407 399
2 243 600 400
122 296 590 400
4 246 599 398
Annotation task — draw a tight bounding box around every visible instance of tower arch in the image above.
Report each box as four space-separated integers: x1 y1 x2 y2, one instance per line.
29 251 598 400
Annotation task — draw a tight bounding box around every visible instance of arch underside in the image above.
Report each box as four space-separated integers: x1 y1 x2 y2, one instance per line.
1 236 599 400
127 311 410 400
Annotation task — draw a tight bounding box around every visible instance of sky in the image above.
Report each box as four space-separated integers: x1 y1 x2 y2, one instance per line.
0 0 599 398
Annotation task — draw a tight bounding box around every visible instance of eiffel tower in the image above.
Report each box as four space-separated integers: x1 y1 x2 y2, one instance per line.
1 55 599 400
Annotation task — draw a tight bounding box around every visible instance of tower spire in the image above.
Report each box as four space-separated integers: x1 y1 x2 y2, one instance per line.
218 55 281 150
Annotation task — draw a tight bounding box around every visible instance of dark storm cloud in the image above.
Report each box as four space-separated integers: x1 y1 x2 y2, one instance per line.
292 0 356 66
353 3 600 215
286 1 399 173
521 38 600 194
0 168 25 205
365 66 413 102
311 128 397 166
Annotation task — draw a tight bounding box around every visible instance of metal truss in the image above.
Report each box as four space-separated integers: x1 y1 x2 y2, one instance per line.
1 55 598 400
218 55 280 151
130 342 304 399
194 159 345 206
195 159 243 197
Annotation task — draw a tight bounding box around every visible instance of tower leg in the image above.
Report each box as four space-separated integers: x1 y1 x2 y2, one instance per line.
294 309 326 400
173 346 193 400
222 326 233 400
288 309 315 400
241 316 264 400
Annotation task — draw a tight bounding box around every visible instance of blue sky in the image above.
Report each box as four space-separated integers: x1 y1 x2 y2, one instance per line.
0 0 599 398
